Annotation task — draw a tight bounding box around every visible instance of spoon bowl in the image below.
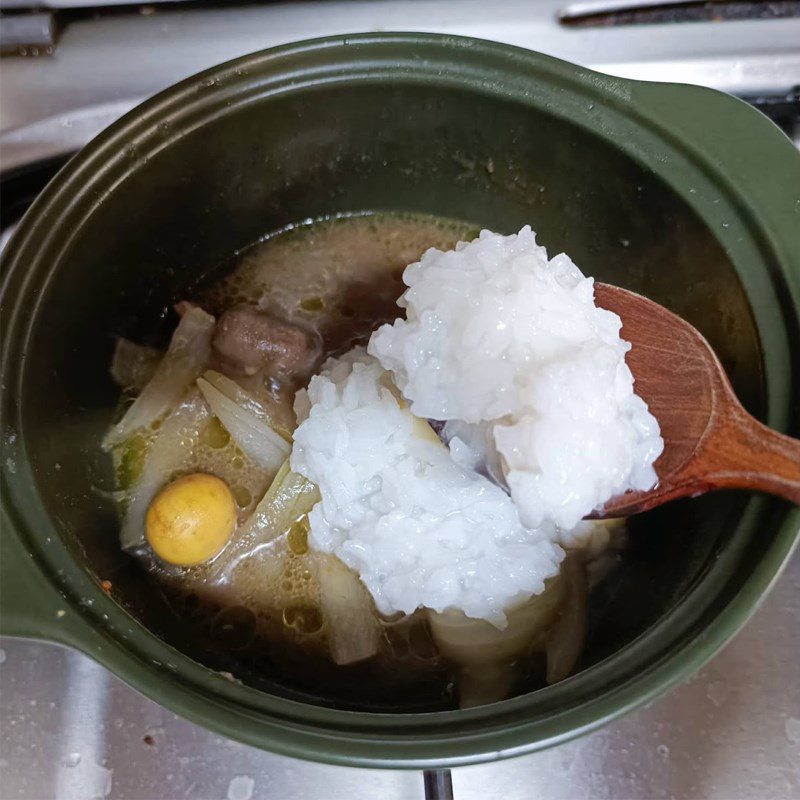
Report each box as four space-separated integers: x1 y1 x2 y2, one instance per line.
593 283 800 518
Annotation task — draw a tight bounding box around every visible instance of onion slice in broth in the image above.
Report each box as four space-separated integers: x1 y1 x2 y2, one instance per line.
545 554 588 684
428 571 567 708
201 370 294 440
315 554 381 665
104 307 215 449
242 461 319 543
110 338 162 392
208 461 320 578
118 392 211 550
196 374 290 471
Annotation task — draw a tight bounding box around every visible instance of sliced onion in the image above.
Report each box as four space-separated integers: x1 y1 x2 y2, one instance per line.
202 370 294 439
242 461 319 545
315 554 381 665
104 308 215 450
251 461 319 533
110 338 162 392
428 577 565 708
206 460 320 580
196 376 290 472
545 554 588 684
118 392 210 550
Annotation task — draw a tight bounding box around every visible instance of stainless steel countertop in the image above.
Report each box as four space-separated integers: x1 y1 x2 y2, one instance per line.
1 3 799 797
2 551 798 799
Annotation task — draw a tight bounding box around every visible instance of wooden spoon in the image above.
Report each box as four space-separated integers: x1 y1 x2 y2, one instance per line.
591 283 800 518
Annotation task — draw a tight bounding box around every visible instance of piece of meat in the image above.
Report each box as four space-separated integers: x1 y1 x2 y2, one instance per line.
212 305 314 375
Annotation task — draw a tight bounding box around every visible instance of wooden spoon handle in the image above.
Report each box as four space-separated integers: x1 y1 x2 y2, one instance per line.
594 403 800 519
707 405 800 504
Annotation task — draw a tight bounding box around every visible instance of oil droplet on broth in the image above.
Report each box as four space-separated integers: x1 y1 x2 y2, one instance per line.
282 603 323 634
201 418 231 449
287 518 309 554
233 485 252 508
300 296 325 312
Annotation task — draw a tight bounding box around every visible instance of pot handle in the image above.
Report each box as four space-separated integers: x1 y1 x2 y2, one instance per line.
626 78 800 295
0 517 81 645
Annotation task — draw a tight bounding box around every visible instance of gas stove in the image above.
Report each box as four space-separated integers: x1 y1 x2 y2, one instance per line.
1 3 799 798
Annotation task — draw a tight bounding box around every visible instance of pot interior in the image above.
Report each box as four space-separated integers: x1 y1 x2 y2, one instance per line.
15 79 767 710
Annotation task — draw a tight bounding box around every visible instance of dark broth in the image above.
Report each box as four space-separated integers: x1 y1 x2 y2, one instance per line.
137 213 483 710
121 212 617 711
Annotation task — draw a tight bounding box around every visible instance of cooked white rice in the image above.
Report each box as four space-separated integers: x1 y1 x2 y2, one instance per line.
369 226 663 530
290 349 564 626
292 227 663 624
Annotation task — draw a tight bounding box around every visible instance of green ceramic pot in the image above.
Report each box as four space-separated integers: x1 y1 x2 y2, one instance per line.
1 34 799 768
